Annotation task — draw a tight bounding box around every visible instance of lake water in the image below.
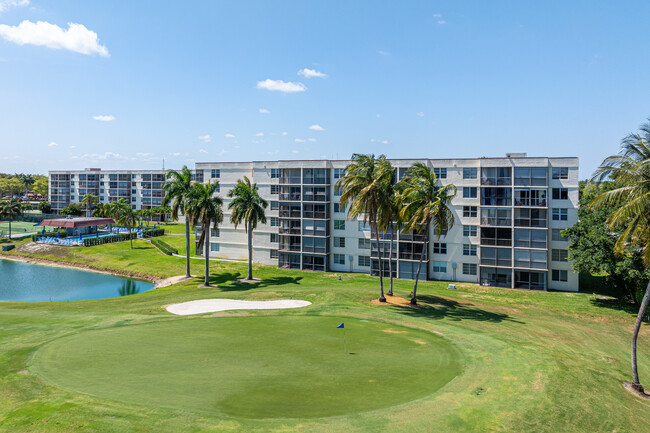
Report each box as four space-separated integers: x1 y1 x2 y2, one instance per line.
0 259 156 302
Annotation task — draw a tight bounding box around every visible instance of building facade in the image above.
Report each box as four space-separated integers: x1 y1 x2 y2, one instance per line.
50 155 578 291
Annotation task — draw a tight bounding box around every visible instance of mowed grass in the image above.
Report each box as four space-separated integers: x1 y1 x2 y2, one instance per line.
0 221 40 235
1 223 650 432
31 316 462 418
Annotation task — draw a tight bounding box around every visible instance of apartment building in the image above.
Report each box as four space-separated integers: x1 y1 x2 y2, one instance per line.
48 168 203 214
195 154 579 292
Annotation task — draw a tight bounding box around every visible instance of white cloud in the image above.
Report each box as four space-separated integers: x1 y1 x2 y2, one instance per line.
281 131 288 136
291 150 299 154
199 148 208 153
295 138 306 143
136 152 153 157
48 141 58 147
69 145 76 149
381 140 389 144
72 151 132 161
308 138 316 142
259 108 270 114
198 134 211 143
0 21 109 57
92 114 115 122
257 78 306 93
417 112 424 117
172 152 180 156
308 124 324 131
224 133 235 138
255 132 264 136
437 20 446 25
433 13 442 18
298 68 327 78
377 50 390 56
0 0 28 14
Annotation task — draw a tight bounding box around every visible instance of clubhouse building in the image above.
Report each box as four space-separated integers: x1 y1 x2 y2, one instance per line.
49 154 579 291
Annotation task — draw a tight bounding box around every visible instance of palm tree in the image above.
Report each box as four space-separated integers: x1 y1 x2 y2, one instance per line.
400 163 457 305
16 173 34 196
113 198 137 249
378 167 404 296
187 181 223 287
0 198 22 238
590 119 650 394
81 193 98 217
163 166 194 278
336 154 393 302
228 176 268 280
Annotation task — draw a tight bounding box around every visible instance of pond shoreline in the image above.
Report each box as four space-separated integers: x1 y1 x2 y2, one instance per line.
0 254 185 288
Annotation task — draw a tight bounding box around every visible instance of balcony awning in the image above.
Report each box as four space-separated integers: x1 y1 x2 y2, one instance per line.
39 217 115 228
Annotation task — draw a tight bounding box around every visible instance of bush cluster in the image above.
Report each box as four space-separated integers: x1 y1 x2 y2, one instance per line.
150 238 178 255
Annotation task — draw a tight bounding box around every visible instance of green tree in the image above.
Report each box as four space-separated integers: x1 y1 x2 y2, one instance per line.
60 203 84 216
336 154 393 302
162 166 195 278
0 178 24 197
16 173 34 195
377 161 401 296
112 198 137 249
400 163 457 305
38 201 52 214
32 177 49 197
228 176 268 281
0 198 22 237
590 118 650 394
187 181 223 287
81 193 98 217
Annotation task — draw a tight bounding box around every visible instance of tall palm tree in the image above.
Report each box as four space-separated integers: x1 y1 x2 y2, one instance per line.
187 181 223 287
336 154 393 302
228 176 268 281
591 119 650 394
81 193 98 217
112 198 136 249
0 198 22 238
400 163 457 305
377 162 401 296
16 173 34 196
162 166 194 278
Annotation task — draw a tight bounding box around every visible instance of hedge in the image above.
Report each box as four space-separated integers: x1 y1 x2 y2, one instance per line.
82 228 165 247
150 238 178 255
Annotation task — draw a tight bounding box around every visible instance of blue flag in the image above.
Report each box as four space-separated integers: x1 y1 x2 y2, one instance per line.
336 323 344 329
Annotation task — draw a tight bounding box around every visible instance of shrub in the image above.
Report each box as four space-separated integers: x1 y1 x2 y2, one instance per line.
150 238 178 255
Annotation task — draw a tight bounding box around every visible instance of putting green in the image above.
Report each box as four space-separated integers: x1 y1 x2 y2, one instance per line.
31 315 463 418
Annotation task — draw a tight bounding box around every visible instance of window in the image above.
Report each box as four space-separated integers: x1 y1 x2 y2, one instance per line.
463 225 478 236
552 188 568 200
270 233 279 243
481 187 512 206
358 238 371 249
433 261 447 273
271 168 280 179
514 167 547 186
215 184 220 193
515 208 547 227
334 186 342 197
552 208 568 221
463 206 478 218
334 220 346 230
480 247 512 267
481 167 512 186
334 168 345 179
132 189 137 194
481 208 512 226
271 185 279 195
270 201 279 210
333 254 345 265
552 229 567 242
334 237 346 248
270 217 279 227
513 229 546 248
463 167 478 179
358 221 370 231
552 269 568 282
552 167 569 180
270 249 278 258
210 243 220 252
463 244 477 256
211 228 220 237
552 249 569 262
463 187 478 198
514 249 547 269
433 242 447 254
514 189 547 206
463 263 478 275
358 255 371 267
334 203 346 213
211 169 220 178
433 167 447 179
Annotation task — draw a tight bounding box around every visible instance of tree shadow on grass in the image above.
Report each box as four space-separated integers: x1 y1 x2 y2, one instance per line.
392 294 524 324
205 273 303 291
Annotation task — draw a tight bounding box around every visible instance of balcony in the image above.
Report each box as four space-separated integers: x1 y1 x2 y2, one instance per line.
279 243 301 252
279 176 302 184
279 193 301 201
279 210 302 218
279 227 301 235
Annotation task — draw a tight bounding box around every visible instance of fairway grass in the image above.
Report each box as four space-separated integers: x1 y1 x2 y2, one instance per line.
31 316 462 418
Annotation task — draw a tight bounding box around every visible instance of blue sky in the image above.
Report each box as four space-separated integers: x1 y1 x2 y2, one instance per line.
1 0 649 178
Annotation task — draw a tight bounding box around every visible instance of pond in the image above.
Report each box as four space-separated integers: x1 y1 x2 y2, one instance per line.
0 259 156 302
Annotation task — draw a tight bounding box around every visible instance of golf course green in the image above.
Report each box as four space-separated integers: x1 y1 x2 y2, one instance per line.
30 315 462 418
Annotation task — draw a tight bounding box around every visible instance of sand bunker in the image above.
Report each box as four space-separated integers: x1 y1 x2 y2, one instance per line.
166 299 311 316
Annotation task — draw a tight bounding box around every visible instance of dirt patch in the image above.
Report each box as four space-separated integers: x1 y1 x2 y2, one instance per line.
237 278 261 283
623 382 650 400
383 329 407 334
156 275 195 288
371 294 421 308
412 339 427 345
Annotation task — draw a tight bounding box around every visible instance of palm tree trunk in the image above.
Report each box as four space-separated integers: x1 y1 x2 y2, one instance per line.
411 227 429 305
247 222 253 280
631 280 650 392
388 221 394 296
373 220 386 302
204 225 210 286
8 217 12 238
185 219 191 278
129 222 133 249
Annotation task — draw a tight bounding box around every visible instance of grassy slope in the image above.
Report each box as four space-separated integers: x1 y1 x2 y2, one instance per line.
1 225 649 432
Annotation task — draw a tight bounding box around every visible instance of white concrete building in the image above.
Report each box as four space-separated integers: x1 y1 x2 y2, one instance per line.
195 154 579 291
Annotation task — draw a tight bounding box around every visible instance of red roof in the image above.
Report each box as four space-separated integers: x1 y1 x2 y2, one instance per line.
39 217 115 228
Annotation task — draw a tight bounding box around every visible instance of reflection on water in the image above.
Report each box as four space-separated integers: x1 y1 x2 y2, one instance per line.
118 280 141 297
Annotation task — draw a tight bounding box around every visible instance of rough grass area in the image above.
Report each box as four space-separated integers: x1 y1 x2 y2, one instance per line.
1 224 650 432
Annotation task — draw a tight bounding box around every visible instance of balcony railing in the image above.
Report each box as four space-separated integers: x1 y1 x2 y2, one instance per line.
279 227 301 235
480 217 512 226
279 210 302 218
279 244 301 252
278 193 301 201
279 176 302 184
480 258 512 267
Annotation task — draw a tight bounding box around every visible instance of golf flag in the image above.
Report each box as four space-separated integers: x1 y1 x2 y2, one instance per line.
337 323 344 328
